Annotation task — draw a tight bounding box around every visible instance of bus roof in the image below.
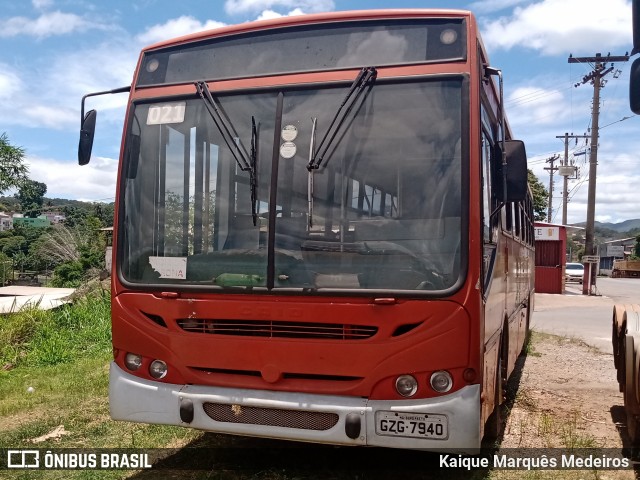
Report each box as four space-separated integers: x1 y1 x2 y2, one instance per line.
141 9 475 53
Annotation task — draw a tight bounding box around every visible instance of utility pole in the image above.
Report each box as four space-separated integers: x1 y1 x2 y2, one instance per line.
569 52 628 294
555 132 589 225
544 154 560 222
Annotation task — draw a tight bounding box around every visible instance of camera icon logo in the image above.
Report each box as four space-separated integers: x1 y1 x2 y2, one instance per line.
7 450 40 469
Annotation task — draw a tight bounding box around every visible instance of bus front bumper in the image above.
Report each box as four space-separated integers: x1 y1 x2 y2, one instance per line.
109 362 481 452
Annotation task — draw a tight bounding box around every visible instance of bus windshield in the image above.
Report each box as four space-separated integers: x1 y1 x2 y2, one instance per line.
121 77 465 293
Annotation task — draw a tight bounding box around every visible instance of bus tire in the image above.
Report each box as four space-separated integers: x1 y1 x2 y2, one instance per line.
624 334 640 444
613 305 626 390
628 410 640 444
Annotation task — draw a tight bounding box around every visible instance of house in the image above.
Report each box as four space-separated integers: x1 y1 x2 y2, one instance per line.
0 212 12 231
12 214 51 228
598 237 637 276
42 211 66 224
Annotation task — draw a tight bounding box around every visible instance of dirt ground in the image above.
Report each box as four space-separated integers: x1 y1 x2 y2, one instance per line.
494 331 636 479
501 333 624 449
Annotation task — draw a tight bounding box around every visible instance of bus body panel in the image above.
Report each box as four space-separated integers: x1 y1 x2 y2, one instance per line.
111 294 473 399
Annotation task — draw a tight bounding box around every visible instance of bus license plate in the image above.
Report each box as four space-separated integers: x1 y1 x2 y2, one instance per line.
375 412 448 439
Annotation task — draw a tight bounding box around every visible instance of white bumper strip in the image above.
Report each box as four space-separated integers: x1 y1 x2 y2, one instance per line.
109 362 480 452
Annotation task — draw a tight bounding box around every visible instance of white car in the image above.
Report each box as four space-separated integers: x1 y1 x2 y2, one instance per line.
565 263 584 284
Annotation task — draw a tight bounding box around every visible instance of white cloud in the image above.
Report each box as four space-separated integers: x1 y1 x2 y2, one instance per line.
508 86 568 125
32 0 54 10
24 105 77 130
0 12 231 134
256 8 305 20
256 9 282 20
225 0 334 15
0 36 135 132
481 0 631 55
136 16 226 45
468 0 528 14
0 11 105 38
26 155 118 202
0 65 22 100
0 61 82 132
575 173 640 223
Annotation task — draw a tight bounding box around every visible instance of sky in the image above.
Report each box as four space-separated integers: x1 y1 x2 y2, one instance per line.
0 0 636 225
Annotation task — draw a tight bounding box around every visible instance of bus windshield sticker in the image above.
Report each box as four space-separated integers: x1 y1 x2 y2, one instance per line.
281 125 298 141
280 141 297 159
149 256 187 279
146 102 186 125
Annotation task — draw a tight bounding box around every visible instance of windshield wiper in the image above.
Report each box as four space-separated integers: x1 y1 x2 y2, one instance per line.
307 66 377 171
250 116 258 226
196 81 259 225
196 81 252 172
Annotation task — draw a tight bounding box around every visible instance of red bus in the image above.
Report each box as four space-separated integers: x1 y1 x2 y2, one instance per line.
79 9 534 452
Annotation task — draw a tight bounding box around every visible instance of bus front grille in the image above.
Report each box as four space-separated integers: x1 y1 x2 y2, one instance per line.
177 319 377 340
202 403 339 431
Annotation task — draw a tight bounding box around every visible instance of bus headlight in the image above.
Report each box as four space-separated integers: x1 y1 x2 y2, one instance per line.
395 375 418 397
149 359 168 379
430 370 453 393
124 353 142 371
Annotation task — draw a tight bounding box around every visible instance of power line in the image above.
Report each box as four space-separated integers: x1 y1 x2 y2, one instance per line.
600 115 638 129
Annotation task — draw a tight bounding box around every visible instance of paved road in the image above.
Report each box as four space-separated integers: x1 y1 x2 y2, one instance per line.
532 277 640 353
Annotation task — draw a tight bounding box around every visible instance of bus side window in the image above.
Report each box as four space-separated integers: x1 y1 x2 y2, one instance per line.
481 133 492 244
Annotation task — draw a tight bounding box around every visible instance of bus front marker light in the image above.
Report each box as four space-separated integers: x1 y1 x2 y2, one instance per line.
440 29 458 45
430 371 453 393
395 375 418 397
146 58 160 73
124 353 142 371
149 359 168 379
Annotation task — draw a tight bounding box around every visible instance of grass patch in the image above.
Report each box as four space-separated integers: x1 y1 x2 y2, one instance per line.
0 288 201 479
0 290 112 370
523 331 542 357
530 330 602 356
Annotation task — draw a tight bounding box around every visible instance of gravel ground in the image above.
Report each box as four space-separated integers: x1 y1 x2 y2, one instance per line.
492 330 636 479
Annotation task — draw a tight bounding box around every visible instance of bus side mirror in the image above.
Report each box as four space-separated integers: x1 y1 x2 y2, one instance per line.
78 109 97 166
630 58 640 115
495 140 528 203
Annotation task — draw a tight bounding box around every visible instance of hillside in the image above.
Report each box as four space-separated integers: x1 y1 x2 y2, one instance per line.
568 219 640 239
593 219 640 233
0 196 105 212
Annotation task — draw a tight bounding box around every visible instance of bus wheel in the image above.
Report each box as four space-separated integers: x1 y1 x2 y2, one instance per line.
627 411 640 444
624 334 640 445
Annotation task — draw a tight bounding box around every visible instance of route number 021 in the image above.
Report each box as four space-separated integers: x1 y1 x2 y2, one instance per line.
146 102 186 125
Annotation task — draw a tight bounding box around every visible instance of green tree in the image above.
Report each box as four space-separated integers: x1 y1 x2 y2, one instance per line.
61 206 88 228
32 218 107 286
51 261 84 288
634 234 640 259
0 251 12 286
0 235 26 257
16 180 47 218
528 169 548 222
0 133 29 194
91 202 114 228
